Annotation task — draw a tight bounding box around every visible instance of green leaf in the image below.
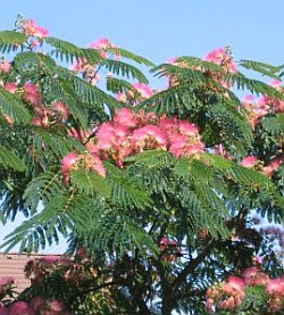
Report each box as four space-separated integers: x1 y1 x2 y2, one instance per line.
103 59 149 84
71 169 110 198
0 144 26 171
0 88 31 123
0 31 26 53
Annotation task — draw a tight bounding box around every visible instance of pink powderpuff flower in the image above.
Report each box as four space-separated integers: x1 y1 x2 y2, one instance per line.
269 79 282 89
240 156 258 168
49 299 66 312
114 108 138 129
67 128 91 143
132 125 167 151
0 307 9 315
22 19 49 39
260 95 284 113
88 38 116 59
169 135 204 158
9 301 35 315
115 92 127 102
31 296 44 311
261 156 284 177
96 123 131 153
69 58 87 73
87 154 106 177
89 38 112 50
52 101 69 120
242 266 269 286
61 152 78 174
266 278 284 296
0 59 10 73
159 117 179 134
204 47 236 73
4 83 17 94
178 121 200 137
166 57 177 65
132 83 154 99
219 296 237 310
223 276 245 295
23 82 41 105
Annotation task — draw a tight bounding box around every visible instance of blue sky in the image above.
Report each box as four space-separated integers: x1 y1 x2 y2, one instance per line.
1 0 284 253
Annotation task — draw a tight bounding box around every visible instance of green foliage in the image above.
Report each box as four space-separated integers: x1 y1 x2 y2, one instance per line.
0 30 26 53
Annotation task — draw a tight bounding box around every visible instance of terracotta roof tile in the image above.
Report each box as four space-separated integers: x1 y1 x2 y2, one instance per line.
0 253 61 293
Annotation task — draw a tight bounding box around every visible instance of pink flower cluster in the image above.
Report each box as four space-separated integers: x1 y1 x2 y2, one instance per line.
88 38 119 60
3 82 69 127
70 58 100 85
19 18 49 48
0 299 72 315
203 47 236 74
21 83 69 126
239 154 284 177
159 238 182 262
0 252 96 314
61 151 105 184
95 108 203 164
21 19 49 39
0 59 11 74
167 47 237 89
206 266 284 313
242 80 284 130
70 38 119 84
116 82 154 105
61 108 204 183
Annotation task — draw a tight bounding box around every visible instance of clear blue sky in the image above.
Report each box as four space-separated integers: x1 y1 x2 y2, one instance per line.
1 0 284 253
1 0 284 65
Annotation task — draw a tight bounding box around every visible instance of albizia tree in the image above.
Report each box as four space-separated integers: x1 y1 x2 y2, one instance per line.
1 17 284 315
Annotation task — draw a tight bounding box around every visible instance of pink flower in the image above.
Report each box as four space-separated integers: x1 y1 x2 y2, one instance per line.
23 83 41 105
69 58 87 73
49 299 66 312
88 38 116 59
169 135 204 158
269 80 282 89
22 19 49 39
61 152 78 184
178 121 199 136
0 307 9 315
89 38 112 50
242 266 269 286
9 301 35 315
87 154 106 177
204 47 236 73
114 108 138 129
52 101 69 120
240 156 258 168
96 122 130 151
266 278 284 296
261 156 284 176
166 57 177 65
223 276 245 294
219 296 236 310
132 125 167 151
4 83 17 94
31 296 44 311
0 59 10 73
132 83 154 99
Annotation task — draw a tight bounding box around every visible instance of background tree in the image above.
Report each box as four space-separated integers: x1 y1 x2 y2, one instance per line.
0 17 284 314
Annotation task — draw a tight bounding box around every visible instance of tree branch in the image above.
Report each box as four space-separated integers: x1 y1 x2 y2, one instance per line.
173 240 217 291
